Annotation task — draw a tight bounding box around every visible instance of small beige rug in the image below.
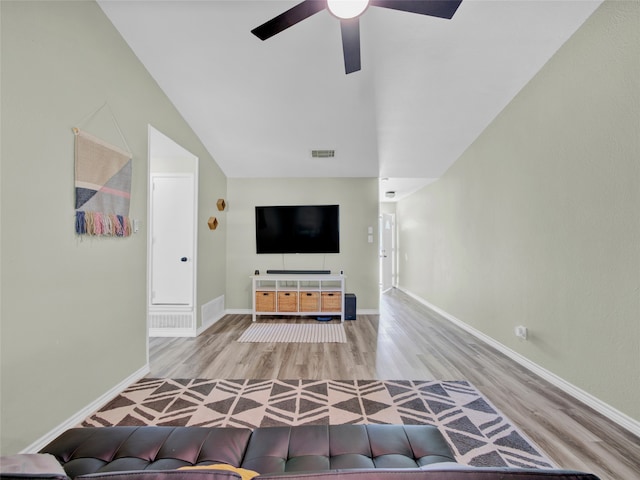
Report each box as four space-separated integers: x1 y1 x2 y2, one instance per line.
237 322 347 343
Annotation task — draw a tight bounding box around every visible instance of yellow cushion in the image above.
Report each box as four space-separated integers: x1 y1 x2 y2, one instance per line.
178 464 259 480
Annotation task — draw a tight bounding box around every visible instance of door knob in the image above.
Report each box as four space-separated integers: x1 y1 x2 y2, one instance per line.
180 257 188 262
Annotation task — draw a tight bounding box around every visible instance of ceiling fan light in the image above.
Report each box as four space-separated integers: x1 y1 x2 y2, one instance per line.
327 0 369 19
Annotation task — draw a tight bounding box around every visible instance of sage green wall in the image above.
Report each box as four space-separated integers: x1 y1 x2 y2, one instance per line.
195 163 227 325
396 0 639 422
225 178 380 311
0 1 226 453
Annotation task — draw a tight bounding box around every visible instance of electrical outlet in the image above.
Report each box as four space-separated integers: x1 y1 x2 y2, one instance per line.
514 325 528 340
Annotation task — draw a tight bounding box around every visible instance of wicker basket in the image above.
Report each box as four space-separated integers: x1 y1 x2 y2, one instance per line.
299 291 320 312
255 291 275 312
277 291 298 312
321 292 342 312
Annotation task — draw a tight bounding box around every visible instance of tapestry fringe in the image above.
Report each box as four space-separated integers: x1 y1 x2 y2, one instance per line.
75 210 132 237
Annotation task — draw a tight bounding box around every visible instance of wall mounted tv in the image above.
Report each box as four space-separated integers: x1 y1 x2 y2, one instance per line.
255 205 340 254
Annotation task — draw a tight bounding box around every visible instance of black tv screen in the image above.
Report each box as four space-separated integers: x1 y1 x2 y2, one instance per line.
255 205 340 254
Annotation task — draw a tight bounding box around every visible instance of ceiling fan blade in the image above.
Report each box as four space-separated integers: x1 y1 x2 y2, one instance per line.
251 0 327 41
340 18 361 74
370 0 463 20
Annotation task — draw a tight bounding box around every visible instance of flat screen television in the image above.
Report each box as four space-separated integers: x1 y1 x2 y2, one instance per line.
255 204 340 254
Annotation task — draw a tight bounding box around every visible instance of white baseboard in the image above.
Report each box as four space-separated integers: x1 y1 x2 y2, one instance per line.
149 327 196 337
225 309 252 315
398 287 640 438
357 309 379 315
20 365 150 454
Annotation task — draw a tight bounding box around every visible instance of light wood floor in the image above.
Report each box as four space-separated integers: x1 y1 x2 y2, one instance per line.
148 289 639 480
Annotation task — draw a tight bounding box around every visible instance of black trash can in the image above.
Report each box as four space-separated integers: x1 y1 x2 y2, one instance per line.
344 293 356 320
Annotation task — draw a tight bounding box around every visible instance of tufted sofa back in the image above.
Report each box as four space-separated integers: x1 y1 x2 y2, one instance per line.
32 425 600 480
41 425 454 477
41 427 251 479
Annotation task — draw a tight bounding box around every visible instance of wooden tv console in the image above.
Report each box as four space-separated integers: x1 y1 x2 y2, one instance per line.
251 273 345 322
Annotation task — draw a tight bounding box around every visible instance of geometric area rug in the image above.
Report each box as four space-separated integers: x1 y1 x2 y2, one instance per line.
81 378 556 470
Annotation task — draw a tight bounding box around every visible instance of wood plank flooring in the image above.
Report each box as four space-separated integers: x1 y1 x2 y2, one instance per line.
148 289 640 480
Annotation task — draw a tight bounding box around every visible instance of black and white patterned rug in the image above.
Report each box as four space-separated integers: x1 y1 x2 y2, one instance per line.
82 378 555 469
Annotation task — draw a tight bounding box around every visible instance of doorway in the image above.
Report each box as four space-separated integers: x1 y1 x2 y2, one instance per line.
147 126 199 337
379 212 395 292
150 174 196 306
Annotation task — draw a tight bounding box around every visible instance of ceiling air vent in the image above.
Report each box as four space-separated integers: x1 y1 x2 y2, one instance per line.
311 150 335 158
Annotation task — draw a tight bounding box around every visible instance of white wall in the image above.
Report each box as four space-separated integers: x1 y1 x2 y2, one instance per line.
225 178 380 311
395 0 639 424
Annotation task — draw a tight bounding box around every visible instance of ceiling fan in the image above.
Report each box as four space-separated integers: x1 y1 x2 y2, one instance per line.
251 0 463 74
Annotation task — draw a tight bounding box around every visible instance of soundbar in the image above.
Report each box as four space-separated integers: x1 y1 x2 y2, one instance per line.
266 269 331 274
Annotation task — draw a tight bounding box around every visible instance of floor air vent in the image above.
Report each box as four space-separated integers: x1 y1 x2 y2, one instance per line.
149 312 195 337
311 150 335 158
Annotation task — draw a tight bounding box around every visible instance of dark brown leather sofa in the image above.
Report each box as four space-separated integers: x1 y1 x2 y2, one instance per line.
2 425 600 480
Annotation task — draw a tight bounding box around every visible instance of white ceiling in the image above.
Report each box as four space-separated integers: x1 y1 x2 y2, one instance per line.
97 0 602 202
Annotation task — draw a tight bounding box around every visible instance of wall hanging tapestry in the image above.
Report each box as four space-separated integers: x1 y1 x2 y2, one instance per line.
74 127 132 236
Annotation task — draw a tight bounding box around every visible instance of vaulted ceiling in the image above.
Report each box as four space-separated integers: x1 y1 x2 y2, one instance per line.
98 0 602 201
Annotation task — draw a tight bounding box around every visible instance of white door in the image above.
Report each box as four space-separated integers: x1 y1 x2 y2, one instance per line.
150 174 196 305
380 213 394 292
